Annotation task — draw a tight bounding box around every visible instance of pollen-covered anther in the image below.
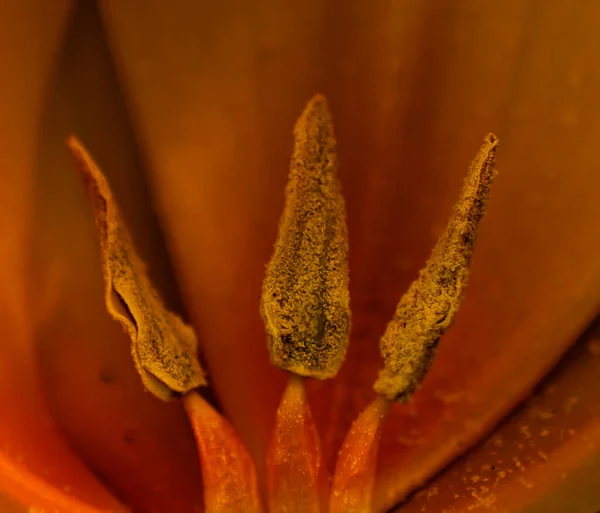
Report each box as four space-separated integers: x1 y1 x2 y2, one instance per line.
374 134 499 402
260 94 350 379
67 136 206 401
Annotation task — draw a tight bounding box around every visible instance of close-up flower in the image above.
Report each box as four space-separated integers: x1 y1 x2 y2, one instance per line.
1 2 600 512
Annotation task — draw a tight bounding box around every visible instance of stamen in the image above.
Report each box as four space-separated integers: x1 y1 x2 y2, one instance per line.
261 94 350 379
329 396 391 513
184 392 263 513
266 376 327 513
374 134 498 402
67 137 206 401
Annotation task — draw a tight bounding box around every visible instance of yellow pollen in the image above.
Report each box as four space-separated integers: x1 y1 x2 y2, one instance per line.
260 94 351 379
68 137 206 401
374 134 499 402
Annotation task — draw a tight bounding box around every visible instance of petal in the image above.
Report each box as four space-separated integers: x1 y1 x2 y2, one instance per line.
32 3 203 511
0 491 26 513
0 1 126 510
397 319 600 513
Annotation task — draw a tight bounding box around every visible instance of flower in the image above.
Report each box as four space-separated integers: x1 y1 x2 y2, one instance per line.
2 1 600 512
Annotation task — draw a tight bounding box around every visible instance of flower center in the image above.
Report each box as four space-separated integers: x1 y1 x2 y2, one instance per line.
69 94 498 513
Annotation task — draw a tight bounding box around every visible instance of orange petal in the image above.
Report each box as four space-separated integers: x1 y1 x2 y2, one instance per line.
398 320 600 513
0 491 26 513
267 376 327 513
184 392 263 513
330 396 390 513
33 3 203 511
0 341 127 513
0 1 126 511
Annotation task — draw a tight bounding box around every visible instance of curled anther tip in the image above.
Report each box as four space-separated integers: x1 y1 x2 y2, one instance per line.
485 132 498 143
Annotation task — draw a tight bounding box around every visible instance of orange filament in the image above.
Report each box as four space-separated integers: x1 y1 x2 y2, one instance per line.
266 376 328 513
329 396 391 513
183 392 263 513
